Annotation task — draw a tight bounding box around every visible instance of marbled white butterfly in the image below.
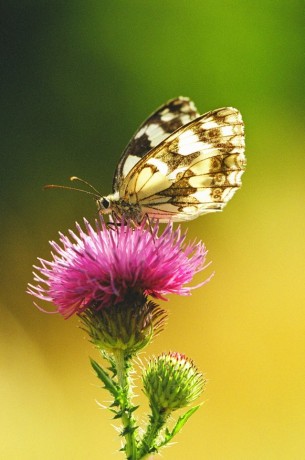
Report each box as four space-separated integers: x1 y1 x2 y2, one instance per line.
46 97 246 222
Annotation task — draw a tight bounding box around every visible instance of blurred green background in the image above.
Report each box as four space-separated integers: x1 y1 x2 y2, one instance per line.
1 2 304 459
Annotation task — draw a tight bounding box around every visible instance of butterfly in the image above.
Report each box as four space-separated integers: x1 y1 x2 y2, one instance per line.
46 97 246 222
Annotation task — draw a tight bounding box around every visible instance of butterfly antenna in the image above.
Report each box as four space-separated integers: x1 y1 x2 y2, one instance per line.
70 176 103 196
44 183 101 199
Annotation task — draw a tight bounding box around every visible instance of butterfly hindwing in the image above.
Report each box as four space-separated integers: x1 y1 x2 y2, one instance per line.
120 107 246 222
113 97 199 192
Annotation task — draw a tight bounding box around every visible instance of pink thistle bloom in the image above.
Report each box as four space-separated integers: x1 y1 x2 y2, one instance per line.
28 218 211 318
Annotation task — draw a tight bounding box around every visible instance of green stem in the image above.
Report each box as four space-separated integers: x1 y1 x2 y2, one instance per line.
137 407 170 459
113 349 138 460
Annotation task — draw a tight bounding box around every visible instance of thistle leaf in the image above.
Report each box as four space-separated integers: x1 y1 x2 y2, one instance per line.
90 358 119 398
159 405 201 448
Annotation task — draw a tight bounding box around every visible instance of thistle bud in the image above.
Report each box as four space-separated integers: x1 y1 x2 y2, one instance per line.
143 352 205 413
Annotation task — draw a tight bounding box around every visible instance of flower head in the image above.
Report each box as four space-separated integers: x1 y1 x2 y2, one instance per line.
142 352 206 412
28 218 210 318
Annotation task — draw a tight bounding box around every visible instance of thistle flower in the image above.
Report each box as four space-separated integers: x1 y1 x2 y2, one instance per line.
27 217 211 454
28 217 210 319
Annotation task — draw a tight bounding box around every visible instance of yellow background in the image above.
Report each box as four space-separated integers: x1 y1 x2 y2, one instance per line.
1 2 304 459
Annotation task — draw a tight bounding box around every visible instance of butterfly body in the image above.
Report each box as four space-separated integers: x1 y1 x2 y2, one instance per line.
97 192 143 222
97 97 246 223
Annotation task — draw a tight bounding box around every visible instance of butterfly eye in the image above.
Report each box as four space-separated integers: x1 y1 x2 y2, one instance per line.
96 196 112 214
101 197 110 209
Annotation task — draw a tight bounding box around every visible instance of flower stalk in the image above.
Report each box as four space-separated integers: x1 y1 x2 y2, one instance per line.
138 406 170 458
112 349 138 459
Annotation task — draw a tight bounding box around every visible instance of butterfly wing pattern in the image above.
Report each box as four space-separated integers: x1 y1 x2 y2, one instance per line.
113 97 200 192
96 97 246 222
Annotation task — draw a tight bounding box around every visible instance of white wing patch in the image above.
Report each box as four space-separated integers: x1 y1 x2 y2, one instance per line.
178 131 213 156
135 123 166 142
146 158 169 175
122 155 141 178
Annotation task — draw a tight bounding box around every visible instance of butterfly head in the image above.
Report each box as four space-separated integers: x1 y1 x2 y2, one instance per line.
96 196 112 214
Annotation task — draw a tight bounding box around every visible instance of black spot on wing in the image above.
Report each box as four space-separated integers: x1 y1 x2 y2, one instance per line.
126 133 152 158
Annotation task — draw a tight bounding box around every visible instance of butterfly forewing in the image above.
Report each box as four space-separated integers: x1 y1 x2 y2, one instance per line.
120 107 246 222
113 97 200 192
